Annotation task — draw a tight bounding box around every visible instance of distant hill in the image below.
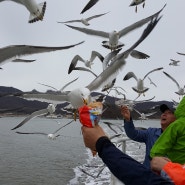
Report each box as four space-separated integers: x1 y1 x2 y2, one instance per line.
0 86 174 119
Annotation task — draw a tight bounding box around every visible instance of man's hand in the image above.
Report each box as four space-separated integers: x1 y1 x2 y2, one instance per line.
120 106 131 121
81 125 107 151
151 157 171 172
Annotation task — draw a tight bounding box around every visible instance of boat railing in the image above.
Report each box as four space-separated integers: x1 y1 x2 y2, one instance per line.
110 136 130 185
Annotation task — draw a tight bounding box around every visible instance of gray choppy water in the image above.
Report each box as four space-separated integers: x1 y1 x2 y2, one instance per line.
0 117 87 185
0 117 160 185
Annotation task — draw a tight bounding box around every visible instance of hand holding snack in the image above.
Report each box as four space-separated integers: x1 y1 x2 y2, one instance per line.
78 101 103 128
78 101 103 156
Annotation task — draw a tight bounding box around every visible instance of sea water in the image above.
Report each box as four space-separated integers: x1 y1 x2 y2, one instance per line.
0 117 160 185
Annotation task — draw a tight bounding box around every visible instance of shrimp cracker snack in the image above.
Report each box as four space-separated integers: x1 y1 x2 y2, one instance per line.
78 102 103 128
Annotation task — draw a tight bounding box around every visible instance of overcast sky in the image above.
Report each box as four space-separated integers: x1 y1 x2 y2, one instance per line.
0 0 184 102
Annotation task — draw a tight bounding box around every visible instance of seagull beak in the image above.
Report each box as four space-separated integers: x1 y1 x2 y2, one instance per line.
83 98 88 105
38 14 44 21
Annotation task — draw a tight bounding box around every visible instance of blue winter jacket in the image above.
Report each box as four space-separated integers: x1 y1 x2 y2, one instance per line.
96 137 173 185
124 119 162 168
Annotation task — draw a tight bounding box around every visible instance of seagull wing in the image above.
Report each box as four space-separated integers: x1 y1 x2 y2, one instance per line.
16 131 48 136
123 72 138 81
53 119 74 134
143 67 163 80
11 58 36 62
130 50 150 59
133 108 142 116
86 56 126 92
103 49 121 70
57 19 81 24
177 52 185 56
60 77 79 92
147 77 157 87
90 51 104 63
163 71 180 89
81 0 100 14
65 24 109 38
38 82 58 91
118 4 166 37
134 96 156 103
170 59 176 62
0 41 84 65
145 111 157 117
14 93 69 105
11 108 49 130
72 67 97 77
86 12 109 21
68 55 85 74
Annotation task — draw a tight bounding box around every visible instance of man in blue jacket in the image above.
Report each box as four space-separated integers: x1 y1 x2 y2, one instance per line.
121 104 176 168
81 125 174 185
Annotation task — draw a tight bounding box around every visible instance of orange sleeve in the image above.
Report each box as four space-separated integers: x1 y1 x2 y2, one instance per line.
163 162 185 185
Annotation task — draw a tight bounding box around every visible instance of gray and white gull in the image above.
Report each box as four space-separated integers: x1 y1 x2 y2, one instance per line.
123 67 163 96
163 71 185 98
0 41 84 67
58 12 109 26
0 0 46 23
12 103 56 130
15 119 74 140
66 5 165 51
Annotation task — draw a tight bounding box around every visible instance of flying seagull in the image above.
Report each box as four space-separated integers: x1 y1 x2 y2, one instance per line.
133 108 157 121
11 16 161 115
68 50 122 79
163 71 185 98
169 59 181 66
11 104 56 130
65 5 165 51
58 12 109 26
129 0 146 13
123 67 163 96
115 96 155 111
68 51 104 75
15 119 74 140
0 0 46 23
0 41 84 67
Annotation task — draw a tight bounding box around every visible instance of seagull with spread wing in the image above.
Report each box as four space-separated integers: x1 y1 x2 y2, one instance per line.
133 108 157 122
11 104 56 130
163 71 185 98
58 12 109 26
68 50 104 77
169 59 182 66
0 0 46 23
65 5 165 51
123 67 163 96
15 119 74 140
115 96 155 111
0 41 84 67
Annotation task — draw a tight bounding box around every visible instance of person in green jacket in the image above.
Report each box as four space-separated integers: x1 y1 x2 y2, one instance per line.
150 96 185 164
